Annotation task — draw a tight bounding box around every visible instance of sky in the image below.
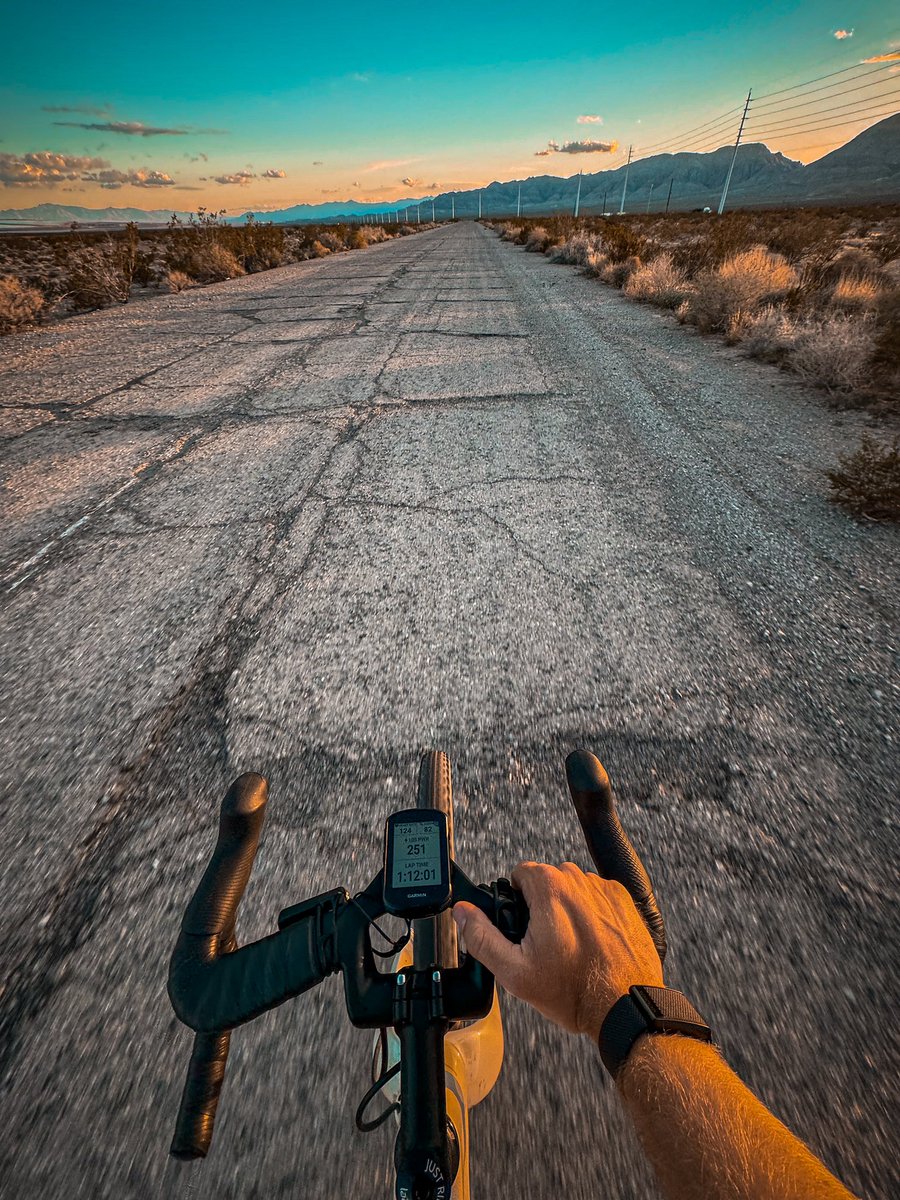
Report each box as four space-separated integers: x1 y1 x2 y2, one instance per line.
1 1 897 212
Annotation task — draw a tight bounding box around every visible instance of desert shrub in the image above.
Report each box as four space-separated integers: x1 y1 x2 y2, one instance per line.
310 240 331 258
317 231 346 252
65 242 133 308
870 290 900 398
624 252 689 308
788 312 875 394
869 229 900 265
584 249 608 277
183 242 244 283
525 226 552 252
0 275 45 333
599 254 642 288
599 221 648 263
549 232 601 267
164 270 194 293
232 215 285 271
350 229 368 250
765 213 845 263
827 435 900 519
830 272 885 311
727 304 798 358
680 245 799 332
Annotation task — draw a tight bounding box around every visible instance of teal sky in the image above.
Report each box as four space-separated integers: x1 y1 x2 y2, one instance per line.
1 1 897 210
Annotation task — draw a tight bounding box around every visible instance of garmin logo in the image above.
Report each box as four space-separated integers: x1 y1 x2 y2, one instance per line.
409 892 426 898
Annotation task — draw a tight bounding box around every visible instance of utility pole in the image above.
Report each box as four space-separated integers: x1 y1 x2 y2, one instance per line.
718 89 752 215
665 177 674 214
573 170 583 219
517 183 521 218
618 145 633 215
451 195 455 219
478 192 482 219
416 205 421 224
602 189 607 215
431 199 435 221
646 183 654 213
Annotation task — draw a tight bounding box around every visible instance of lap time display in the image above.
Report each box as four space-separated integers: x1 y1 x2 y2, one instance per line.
383 808 452 917
392 821 441 886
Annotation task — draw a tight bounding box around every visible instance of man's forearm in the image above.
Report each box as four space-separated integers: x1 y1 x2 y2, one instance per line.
617 1034 856 1200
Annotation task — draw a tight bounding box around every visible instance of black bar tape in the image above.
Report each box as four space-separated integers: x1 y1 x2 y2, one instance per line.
565 750 667 963
170 1031 230 1160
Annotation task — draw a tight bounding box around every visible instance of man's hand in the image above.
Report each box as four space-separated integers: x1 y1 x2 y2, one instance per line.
452 861 663 1040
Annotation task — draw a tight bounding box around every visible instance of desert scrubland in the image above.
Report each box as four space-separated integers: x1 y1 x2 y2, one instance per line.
0 212 431 332
490 206 900 518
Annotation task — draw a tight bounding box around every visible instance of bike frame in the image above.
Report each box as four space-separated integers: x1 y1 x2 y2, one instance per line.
382 941 505 1199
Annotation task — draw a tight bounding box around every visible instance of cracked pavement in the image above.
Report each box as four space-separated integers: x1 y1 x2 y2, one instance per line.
0 222 897 1199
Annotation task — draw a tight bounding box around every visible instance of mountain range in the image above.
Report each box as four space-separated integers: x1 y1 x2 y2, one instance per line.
1 114 897 228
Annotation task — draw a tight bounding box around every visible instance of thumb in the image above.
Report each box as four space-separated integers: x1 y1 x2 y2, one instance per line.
453 902 524 992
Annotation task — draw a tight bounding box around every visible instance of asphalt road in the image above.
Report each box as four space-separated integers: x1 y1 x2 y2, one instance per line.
0 222 897 1200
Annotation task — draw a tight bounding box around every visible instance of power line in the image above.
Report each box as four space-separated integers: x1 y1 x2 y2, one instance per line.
635 105 743 155
749 101 900 139
747 110 899 150
636 125 740 158
753 60 885 101
749 70 899 116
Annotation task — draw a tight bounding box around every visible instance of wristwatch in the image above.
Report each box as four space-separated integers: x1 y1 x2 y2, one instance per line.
598 985 712 1078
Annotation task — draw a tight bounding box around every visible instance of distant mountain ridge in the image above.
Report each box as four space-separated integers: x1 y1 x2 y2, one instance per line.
0 203 195 226
1 114 897 228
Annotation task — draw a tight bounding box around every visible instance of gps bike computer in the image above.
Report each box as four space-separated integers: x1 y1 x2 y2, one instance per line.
383 808 452 918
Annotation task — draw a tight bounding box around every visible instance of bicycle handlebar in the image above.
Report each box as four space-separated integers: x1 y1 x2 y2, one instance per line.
565 749 667 962
168 750 663 1176
168 775 340 1157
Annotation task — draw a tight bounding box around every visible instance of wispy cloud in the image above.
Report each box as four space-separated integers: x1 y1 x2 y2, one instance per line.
312 160 324 165
363 156 421 173
577 115 603 124
213 170 256 185
262 168 286 178
53 120 229 137
43 103 112 117
82 167 177 189
863 49 900 62
400 176 423 187
535 138 618 156
350 72 371 83
0 151 109 186
833 28 853 39
186 152 209 162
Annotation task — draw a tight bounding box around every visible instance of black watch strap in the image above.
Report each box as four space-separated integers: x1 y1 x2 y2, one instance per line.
598 985 712 1079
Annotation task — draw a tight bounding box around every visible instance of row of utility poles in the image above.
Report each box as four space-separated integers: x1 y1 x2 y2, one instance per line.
353 91 752 227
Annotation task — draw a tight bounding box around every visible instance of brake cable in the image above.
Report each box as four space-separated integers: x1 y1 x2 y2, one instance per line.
349 894 411 959
355 1029 401 1132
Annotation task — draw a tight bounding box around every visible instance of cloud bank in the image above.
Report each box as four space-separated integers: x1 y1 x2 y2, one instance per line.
262 168 286 178
53 120 228 137
535 138 618 156
0 151 109 186
212 170 256 185
83 168 176 189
